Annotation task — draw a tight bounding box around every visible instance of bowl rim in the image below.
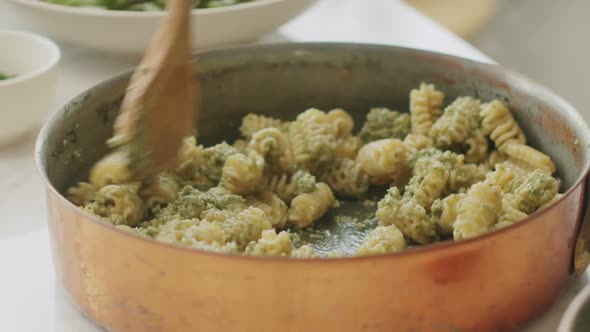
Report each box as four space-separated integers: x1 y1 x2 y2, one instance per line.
558 284 590 332
0 29 60 87
34 42 590 263
7 0 310 17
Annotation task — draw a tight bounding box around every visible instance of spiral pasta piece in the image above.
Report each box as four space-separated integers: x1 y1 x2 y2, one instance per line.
405 158 449 208
356 139 409 186
67 182 99 206
335 136 363 159
287 183 335 228
359 108 411 142
485 150 508 169
424 83 445 120
141 172 180 208
376 187 438 244
318 158 369 197
410 87 433 136
480 100 526 149
484 163 518 192
291 245 319 258
430 97 481 147
232 139 249 153
85 184 144 226
512 169 559 213
248 127 288 165
245 229 293 256
221 151 265 195
448 164 487 194
264 170 316 203
356 225 407 256
409 148 463 172
247 190 288 229
465 129 489 163
222 206 273 249
539 193 562 210
496 193 528 228
403 134 434 154
502 141 556 174
174 136 204 178
198 142 240 184
453 182 502 240
326 108 354 139
288 109 337 171
90 149 132 187
155 219 236 252
431 193 465 235
240 113 284 139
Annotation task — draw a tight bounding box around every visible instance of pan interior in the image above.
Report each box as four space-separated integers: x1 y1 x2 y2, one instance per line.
37 44 590 255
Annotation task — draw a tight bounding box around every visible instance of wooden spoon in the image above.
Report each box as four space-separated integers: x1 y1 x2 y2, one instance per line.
113 0 196 177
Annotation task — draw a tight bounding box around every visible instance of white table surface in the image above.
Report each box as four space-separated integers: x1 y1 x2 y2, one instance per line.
0 0 587 331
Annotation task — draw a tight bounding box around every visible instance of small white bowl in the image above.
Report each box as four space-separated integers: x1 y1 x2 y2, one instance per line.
0 30 60 144
558 284 590 332
6 0 317 54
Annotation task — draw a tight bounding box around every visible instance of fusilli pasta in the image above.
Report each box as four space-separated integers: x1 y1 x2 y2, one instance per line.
245 229 293 256
288 109 337 171
430 97 481 147
464 129 489 163
141 172 180 208
335 135 363 159
512 169 559 213
326 108 354 139
287 183 335 228
359 108 411 142
221 151 265 195
410 86 434 136
84 183 144 226
240 113 284 139
480 100 526 149
431 193 465 235
264 170 316 203
69 82 564 258
89 149 132 187
248 127 289 171
356 138 410 186
247 190 288 229
376 187 438 244
356 225 407 256
453 182 502 240
502 141 556 174
318 158 369 197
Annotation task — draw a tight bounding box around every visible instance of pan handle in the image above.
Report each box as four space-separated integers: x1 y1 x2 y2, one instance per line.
574 176 590 276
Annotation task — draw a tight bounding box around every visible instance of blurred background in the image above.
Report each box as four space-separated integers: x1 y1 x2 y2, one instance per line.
408 0 590 122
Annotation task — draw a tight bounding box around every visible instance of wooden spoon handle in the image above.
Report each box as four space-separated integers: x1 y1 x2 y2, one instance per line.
113 0 196 176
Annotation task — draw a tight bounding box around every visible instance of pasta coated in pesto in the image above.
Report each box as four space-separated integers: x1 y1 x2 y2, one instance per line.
68 82 563 258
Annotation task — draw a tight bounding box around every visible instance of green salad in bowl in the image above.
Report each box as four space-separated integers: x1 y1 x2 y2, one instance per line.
0 73 15 80
10 0 317 53
42 0 255 10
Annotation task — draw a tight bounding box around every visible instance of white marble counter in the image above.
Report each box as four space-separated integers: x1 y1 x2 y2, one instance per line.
0 0 586 331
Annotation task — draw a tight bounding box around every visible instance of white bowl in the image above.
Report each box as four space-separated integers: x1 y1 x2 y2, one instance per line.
558 284 590 332
0 30 60 144
6 0 317 54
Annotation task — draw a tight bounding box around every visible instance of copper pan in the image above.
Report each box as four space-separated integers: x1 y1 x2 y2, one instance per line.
35 43 590 332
